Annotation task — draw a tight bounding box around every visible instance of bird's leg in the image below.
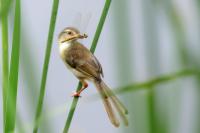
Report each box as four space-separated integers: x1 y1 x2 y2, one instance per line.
72 80 88 97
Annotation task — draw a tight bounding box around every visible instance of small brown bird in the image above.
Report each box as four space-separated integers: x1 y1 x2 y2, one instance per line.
58 27 128 127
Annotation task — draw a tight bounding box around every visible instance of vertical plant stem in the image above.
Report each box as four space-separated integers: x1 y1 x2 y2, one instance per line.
194 1 200 133
5 0 21 132
163 1 196 133
0 0 12 19
89 0 111 53
141 0 160 133
111 0 133 132
62 0 112 133
33 0 59 132
15 112 25 133
0 0 9 132
163 0 189 66
147 88 154 133
112 0 133 85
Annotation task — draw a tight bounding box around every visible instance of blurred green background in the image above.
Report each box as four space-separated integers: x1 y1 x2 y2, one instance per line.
1 0 200 133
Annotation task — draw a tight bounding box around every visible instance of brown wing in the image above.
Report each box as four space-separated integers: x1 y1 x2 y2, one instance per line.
64 42 103 79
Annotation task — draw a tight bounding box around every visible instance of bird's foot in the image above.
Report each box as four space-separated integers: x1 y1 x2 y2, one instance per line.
71 91 81 97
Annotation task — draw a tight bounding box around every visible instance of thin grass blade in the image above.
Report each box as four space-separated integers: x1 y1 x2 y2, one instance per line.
116 69 198 94
33 0 60 132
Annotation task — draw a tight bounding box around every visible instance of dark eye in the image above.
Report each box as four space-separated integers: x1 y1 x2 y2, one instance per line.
67 31 72 35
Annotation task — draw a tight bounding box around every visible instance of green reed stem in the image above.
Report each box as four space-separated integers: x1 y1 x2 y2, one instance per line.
141 0 160 132
116 69 198 94
62 0 112 133
1 0 9 132
4 0 21 132
33 0 59 132
89 69 197 101
0 0 12 19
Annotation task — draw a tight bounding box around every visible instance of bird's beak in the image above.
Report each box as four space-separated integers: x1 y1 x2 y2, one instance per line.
76 33 88 39
61 33 88 43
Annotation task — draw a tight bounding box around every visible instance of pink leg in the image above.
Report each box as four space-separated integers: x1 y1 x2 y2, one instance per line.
72 81 88 97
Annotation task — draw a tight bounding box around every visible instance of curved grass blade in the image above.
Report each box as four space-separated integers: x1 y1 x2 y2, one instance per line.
33 0 60 132
63 0 112 133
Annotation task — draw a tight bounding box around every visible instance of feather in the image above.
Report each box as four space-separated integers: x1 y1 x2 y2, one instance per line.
94 80 128 126
94 80 120 127
99 80 129 126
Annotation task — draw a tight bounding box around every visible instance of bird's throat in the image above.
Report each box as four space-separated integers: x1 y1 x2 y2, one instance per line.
59 41 74 50
59 42 73 55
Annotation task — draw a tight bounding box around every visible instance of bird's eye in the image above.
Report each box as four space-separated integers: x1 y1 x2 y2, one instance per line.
67 31 72 35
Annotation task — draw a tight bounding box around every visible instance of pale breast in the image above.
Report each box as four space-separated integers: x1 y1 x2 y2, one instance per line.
59 42 85 78
58 42 94 81
59 42 71 59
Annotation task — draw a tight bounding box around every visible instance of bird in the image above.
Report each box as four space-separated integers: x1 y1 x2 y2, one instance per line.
58 27 128 127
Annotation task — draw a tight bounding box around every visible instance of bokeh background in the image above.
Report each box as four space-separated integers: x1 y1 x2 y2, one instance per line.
1 0 200 133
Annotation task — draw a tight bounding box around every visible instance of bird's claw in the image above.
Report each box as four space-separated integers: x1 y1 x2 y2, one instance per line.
71 92 81 97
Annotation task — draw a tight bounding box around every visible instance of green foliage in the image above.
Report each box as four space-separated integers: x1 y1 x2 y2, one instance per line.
1 0 9 132
1 0 200 133
5 0 21 132
0 0 12 19
116 69 198 94
33 0 60 132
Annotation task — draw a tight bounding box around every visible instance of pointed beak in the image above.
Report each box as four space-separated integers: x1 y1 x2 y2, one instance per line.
60 33 88 43
76 33 88 39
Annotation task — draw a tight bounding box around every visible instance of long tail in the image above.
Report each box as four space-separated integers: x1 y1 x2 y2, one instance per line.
94 80 128 127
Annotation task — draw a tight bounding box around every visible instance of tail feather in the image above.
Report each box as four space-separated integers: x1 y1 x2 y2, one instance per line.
94 80 128 126
101 81 128 114
100 81 129 126
95 81 120 127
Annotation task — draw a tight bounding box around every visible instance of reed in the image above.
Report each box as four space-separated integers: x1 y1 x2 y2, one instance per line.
116 69 198 94
5 0 21 132
1 0 9 132
32 0 60 132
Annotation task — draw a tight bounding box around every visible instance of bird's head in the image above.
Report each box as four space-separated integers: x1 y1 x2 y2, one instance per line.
58 27 88 44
